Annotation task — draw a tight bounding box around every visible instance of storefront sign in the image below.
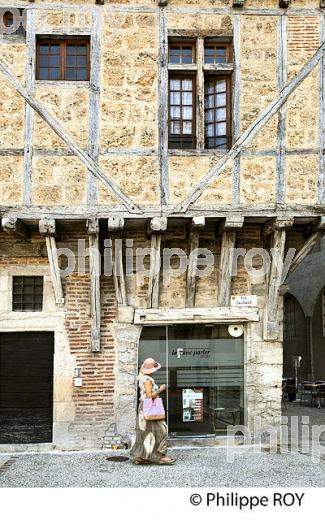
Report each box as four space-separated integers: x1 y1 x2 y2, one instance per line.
231 295 257 307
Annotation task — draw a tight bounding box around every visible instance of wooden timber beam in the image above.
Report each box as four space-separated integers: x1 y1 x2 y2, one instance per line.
135 307 259 326
87 218 101 352
44 237 64 307
264 218 294 340
1 216 29 239
39 219 64 307
175 42 325 213
0 59 141 215
186 217 205 307
287 217 325 277
147 217 167 308
108 218 127 306
217 216 244 307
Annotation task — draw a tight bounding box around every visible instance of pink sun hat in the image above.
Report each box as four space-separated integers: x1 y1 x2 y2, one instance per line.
140 357 162 375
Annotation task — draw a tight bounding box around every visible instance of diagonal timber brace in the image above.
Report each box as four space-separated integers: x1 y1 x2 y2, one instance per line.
175 42 325 213
0 58 142 215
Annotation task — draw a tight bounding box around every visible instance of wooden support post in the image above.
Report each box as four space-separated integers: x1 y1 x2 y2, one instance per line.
1 216 29 239
217 216 244 307
87 219 101 352
287 217 325 276
186 217 205 307
264 218 294 340
196 37 205 150
108 218 127 306
232 14 241 205
39 218 64 307
147 217 167 308
158 6 169 204
276 14 287 203
46 236 64 307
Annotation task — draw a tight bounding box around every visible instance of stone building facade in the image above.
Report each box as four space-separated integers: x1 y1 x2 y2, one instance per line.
0 0 324 450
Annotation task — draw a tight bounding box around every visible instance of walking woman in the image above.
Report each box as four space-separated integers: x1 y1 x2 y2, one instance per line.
130 357 175 465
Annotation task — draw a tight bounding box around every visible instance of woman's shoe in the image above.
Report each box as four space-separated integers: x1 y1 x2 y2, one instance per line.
133 457 152 465
158 456 175 465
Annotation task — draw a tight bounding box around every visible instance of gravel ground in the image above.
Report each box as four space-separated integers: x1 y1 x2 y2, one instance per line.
1 447 325 488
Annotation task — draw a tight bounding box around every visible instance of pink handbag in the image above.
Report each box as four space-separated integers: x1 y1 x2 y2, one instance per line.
143 397 165 420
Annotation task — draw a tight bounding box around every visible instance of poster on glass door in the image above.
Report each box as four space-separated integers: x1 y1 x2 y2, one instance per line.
182 388 204 422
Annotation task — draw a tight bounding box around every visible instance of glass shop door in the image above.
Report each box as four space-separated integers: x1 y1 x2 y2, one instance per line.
138 324 244 437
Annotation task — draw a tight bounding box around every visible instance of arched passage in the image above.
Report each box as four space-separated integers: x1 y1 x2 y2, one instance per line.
311 287 325 381
283 294 309 381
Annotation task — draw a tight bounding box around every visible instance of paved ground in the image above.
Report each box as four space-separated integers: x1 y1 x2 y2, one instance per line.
1 402 325 488
1 446 325 487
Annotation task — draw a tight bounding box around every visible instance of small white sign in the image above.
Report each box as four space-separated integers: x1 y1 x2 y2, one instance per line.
231 295 257 307
74 377 83 387
56 297 65 304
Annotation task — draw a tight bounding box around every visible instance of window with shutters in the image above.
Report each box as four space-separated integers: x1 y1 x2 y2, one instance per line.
168 38 233 151
169 76 196 149
204 76 231 149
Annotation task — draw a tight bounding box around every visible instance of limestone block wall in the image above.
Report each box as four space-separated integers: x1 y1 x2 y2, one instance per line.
0 0 323 208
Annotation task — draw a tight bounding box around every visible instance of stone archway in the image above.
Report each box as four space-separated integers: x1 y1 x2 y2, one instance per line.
283 294 309 381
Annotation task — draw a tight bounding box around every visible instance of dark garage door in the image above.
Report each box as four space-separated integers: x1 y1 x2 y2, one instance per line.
0 332 54 444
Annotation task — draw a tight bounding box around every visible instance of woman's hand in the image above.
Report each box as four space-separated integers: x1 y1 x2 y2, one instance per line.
159 384 166 393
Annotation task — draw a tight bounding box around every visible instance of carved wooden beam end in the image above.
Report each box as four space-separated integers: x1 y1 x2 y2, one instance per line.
148 216 168 234
263 217 294 236
87 218 99 236
107 217 125 232
279 0 290 8
39 218 56 237
1 216 29 239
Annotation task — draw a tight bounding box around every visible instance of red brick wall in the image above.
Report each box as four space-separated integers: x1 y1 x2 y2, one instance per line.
288 16 320 51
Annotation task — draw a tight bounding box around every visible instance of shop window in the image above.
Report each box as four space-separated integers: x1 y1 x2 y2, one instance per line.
204 76 231 149
36 38 90 81
168 76 196 149
12 276 44 312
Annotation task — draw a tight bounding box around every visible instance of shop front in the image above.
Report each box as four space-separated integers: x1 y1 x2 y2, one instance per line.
138 324 244 437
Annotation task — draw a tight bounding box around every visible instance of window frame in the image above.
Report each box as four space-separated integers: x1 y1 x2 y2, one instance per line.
168 40 196 65
168 73 197 150
204 41 232 65
12 276 44 312
36 37 90 81
204 74 232 150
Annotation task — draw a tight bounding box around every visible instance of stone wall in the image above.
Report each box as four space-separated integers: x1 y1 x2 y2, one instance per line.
0 222 309 447
0 1 322 207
